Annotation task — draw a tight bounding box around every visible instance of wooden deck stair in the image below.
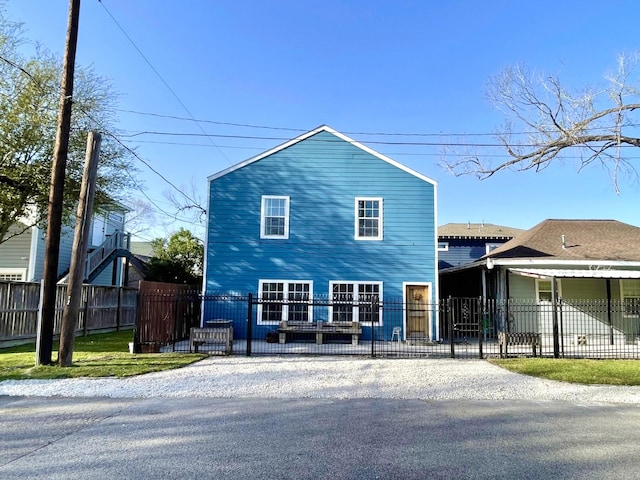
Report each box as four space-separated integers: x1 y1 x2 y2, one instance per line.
84 231 132 282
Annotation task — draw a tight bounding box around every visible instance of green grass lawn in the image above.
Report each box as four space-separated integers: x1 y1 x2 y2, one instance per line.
2 333 639 385
489 358 640 386
0 330 205 381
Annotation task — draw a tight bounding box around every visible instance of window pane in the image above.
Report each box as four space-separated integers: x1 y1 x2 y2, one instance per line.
288 303 308 321
624 298 640 316
357 199 381 238
265 218 285 236
0 274 23 281
332 283 353 322
358 284 380 323
262 197 288 238
262 282 283 321
622 280 640 316
288 283 309 321
538 280 552 302
289 283 310 300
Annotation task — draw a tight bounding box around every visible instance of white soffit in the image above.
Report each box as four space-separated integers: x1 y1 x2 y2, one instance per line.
509 268 640 279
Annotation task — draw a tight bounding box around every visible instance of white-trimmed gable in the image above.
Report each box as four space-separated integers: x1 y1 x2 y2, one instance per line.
207 125 437 187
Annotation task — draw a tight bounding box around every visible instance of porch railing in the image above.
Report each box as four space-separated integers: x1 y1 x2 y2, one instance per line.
84 230 131 280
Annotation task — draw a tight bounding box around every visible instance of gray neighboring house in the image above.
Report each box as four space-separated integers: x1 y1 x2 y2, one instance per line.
0 209 133 286
125 241 155 289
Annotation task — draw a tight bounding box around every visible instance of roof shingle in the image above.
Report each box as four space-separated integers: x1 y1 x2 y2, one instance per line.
486 219 640 262
438 223 524 239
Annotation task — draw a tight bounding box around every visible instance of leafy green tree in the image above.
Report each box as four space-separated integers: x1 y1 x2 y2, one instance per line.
146 228 203 286
0 8 136 245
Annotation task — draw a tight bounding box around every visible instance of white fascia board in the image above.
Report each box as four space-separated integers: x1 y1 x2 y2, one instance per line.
207 126 325 182
440 257 640 275
326 127 438 186
490 258 640 268
207 125 438 186
509 268 640 279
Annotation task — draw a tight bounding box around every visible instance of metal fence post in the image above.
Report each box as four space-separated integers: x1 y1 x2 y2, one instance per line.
371 297 377 358
448 296 455 358
551 277 560 358
478 296 483 359
559 298 565 358
246 293 253 357
173 295 180 353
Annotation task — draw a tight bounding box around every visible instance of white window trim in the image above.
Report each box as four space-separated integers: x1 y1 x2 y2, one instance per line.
260 195 290 239
0 268 27 281
437 241 449 252
329 281 383 326
620 279 640 318
535 278 562 302
354 197 383 241
485 242 501 254
257 279 313 325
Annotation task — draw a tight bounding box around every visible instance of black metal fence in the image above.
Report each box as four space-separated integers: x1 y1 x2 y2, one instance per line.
137 293 640 359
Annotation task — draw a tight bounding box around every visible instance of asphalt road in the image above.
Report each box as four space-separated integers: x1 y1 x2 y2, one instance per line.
2 395 640 479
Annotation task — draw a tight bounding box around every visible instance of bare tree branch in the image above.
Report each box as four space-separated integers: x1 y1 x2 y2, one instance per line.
444 53 640 192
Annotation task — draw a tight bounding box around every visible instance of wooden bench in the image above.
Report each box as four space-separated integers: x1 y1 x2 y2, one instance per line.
190 326 233 354
498 331 541 358
278 321 362 345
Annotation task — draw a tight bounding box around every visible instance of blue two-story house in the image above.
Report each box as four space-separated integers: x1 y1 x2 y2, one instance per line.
204 125 438 342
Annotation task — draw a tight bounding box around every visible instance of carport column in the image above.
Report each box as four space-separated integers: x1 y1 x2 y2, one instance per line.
551 276 560 358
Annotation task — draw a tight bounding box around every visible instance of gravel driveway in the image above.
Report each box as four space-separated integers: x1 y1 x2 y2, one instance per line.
1 356 639 403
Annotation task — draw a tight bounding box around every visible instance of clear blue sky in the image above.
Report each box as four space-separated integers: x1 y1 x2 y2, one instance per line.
5 0 640 241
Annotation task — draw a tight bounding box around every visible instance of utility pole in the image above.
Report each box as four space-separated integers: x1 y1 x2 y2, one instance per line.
58 131 101 367
37 0 81 366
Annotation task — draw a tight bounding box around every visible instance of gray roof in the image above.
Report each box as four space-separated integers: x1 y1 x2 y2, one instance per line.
487 219 640 262
438 223 524 240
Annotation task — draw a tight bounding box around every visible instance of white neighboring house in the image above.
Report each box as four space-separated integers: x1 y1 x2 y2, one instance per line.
0 207 132 286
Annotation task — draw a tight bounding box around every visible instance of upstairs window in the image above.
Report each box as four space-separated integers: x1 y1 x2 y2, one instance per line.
355 197 383 240
261 196 289 239
485 243 501 254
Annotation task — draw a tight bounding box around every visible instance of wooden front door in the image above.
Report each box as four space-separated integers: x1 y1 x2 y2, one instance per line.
406 284 430 339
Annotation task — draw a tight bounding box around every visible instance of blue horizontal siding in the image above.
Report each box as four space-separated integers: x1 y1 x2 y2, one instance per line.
206 130 437 338
439 239 508 269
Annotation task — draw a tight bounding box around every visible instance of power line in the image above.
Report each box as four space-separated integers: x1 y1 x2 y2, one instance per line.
117 107 640 139
96 0 232 165
119 139 640 161
117 129 640 149
0 52 204 223
101 130 202 207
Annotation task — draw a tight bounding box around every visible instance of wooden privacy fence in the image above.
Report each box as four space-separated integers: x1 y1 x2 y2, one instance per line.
0 280 137 344
134 280 201 352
